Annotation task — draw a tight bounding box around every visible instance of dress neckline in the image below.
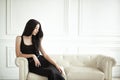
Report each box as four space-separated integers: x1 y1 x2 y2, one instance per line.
22 36 33 47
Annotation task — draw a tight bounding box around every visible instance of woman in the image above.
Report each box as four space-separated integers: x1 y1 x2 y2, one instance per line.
15 19 65 80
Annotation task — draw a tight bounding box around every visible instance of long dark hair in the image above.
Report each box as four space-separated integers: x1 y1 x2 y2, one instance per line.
22 19 43 51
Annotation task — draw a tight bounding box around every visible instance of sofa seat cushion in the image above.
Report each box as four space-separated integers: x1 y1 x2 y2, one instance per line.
65 66 104 80
27 72 48 80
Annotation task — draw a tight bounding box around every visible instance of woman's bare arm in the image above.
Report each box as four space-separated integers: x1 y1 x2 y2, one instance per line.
39 39 62 73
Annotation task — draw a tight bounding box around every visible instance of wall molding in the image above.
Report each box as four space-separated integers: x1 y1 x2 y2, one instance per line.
6 0 12 35
1 0 120 79
78 0 120 37
6 0 69 36
6 46 16 68
6 0 120 36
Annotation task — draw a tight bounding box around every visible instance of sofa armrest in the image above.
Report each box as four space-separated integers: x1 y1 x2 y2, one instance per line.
15 57 28 80
95 55 116 80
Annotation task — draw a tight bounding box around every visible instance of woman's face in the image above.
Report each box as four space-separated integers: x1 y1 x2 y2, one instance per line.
32 24 40 35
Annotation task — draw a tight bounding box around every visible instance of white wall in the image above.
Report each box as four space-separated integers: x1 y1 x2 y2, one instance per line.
0 0 120 79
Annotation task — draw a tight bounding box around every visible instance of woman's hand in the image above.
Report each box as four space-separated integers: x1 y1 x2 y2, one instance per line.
55 65 63 74
32 55 41 67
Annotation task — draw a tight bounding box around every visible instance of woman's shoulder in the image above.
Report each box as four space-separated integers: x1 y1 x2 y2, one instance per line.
16 36 22 41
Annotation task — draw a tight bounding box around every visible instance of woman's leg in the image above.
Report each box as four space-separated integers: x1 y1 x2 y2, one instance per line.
46 65 65 80
29 55 65 80
38 55 51 67
29 56 56 80
29 66 56 80
39 55 65 80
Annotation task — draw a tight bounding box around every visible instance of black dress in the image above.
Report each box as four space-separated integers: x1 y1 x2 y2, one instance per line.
20 36 65 80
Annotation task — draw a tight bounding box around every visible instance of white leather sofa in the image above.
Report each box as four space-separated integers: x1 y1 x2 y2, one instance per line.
15 55 116 80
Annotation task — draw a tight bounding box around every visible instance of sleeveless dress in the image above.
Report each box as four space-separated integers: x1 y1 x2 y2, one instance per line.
20 36 65 80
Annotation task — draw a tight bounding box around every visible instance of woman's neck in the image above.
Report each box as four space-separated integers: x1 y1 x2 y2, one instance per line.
23 35 32 39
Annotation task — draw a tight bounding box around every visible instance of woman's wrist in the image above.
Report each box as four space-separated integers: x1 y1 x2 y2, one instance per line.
32 54 36 58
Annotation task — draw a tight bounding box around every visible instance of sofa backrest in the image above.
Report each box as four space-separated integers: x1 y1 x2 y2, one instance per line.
49 55 97 67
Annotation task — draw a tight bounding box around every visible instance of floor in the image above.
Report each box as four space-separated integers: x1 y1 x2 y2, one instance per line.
0 78 120 80
113 78 120 80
